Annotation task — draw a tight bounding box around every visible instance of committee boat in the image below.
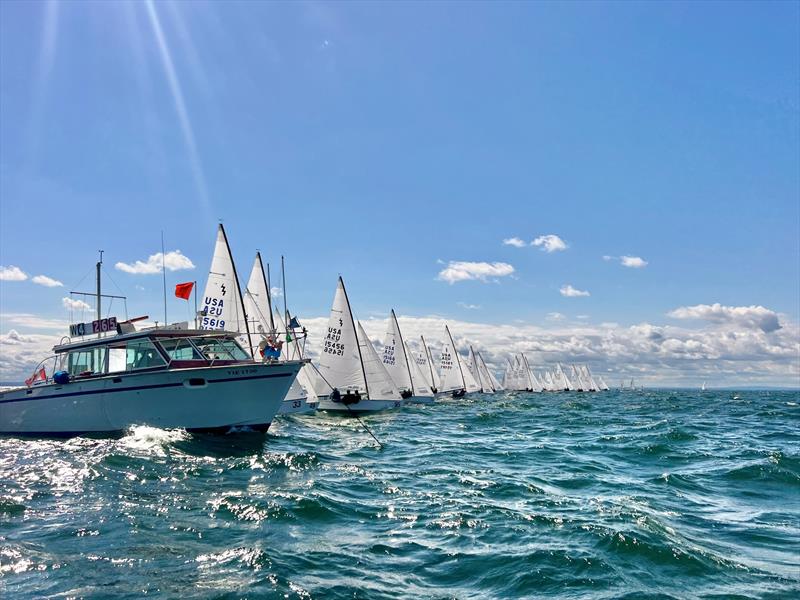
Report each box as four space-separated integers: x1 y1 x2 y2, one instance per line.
0 325 301 436
314 277 403 413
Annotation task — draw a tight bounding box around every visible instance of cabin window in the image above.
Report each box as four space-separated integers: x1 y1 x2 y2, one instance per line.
67 348 107 376
107 339 167 372
159 338 205 361
192 337 250 361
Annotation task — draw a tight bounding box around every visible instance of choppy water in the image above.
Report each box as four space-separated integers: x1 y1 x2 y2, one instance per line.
1 390 798 599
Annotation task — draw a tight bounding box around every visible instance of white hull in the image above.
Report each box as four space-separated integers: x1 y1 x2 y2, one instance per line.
0 362 302 435
315 395 402 413
405 395 435 404
278 396 317 415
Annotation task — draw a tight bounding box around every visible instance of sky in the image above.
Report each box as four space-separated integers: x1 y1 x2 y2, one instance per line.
1 1 798 386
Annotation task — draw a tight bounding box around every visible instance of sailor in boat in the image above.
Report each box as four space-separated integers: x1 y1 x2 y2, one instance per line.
329 387 361 406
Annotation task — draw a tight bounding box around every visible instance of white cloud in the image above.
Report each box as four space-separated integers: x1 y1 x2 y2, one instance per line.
621 256 648 268
532 234 568 253
437 261 515 284
31 275 64 287
115 251 195 275
0 330 34 345
576 315 590 320
667 303 782 333
270 287 283 298
457 302 481 310
546 312 566 321
560 284 590 297
0 266 28 281
502 237 527 248
0 313 69 330
62 297 92 312
604 255 648 268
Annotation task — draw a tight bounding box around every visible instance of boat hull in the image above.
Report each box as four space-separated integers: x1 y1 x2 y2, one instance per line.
315 396 402 413
278 396 317 415
0 362 301 436
405 395 435 404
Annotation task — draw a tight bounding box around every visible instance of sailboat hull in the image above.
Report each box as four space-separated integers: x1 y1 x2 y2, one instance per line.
278 396 317 415
315 396 402 413
405 395 435 404
0 362 301 436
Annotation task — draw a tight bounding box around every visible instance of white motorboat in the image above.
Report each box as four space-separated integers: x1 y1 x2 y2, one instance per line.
0 326 302 436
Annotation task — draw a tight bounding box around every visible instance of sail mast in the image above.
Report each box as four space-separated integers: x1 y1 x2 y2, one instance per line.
470 345 483 391
422 335 436 388
341 277 369 397
521 354 533 390
263 257 274 331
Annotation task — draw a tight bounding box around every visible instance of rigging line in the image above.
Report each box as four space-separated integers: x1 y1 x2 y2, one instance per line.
100 265 126 297
68 265 95 295
345 404 384 449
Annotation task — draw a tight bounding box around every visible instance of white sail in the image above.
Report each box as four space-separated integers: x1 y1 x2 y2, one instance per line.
477 352 496 393
381 310 413 393
243 253 274 344
521 354 535 391
357 321 402 400
598 375 610 391
468 346 487 392
273 307 319 399
317 277 365 393
439 326 466 393
199 225 252 353
405 341 433 396
414 336 438 392
460 352 480 393
424 337 439 390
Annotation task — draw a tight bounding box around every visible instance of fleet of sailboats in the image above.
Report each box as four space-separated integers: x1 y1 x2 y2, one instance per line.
3 224 626 435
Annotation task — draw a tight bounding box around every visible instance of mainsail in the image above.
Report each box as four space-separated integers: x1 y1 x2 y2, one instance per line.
199 224 252 355
381 310 413 393
243 252 274 356
439 325 466 393
318 277 366 393
405 341 433 397
357 321 402 400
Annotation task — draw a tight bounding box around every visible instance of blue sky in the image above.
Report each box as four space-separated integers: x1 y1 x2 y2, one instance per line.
1 1 798 385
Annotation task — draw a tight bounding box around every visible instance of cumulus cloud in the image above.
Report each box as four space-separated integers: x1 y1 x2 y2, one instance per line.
437 261 515 284
560 284 590 297
115 251 195 275
502 237 527 248
270 287 283 298
31 275 64 287
604 255 648 268
62 297 92 312
532 234 568 253
621 256 648 268
0 266 28 281
0 330 34 345
667 303 782 333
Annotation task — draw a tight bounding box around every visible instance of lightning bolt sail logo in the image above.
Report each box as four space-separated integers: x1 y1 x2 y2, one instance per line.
220 284 227 296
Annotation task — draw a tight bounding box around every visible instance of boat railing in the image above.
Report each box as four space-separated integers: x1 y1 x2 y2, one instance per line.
26 355 62 387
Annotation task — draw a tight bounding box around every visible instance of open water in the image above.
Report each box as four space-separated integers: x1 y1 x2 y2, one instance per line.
1 390 798 599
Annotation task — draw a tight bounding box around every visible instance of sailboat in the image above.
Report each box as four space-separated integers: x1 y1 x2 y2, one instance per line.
701 381 707 392
413 335 439 394
520 354 536 392
438 325 467 397
381 310 434 403
479 352 503 392
242 254 315 415
315 277 403 413
468 346 494 394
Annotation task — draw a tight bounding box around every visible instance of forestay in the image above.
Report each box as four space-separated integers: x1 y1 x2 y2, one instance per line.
438 326 466 393
405 341 433 396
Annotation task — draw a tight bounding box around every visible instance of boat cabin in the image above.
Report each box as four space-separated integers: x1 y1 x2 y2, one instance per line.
49 329 253 381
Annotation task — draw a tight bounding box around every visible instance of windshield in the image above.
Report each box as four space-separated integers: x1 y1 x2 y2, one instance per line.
192 336 251 361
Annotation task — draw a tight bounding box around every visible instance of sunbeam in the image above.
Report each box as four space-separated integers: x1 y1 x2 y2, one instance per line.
24 0 59 170
144 0 212 223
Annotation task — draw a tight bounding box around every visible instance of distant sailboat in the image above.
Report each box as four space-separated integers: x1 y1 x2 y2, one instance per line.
242 253 315 415
439 325 467 398
381 310 434 404
701 381 706 391
315 277 403 413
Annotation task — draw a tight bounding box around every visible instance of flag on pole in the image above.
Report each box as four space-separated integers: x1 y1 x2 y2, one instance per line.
288 316 301 329
175 282 194 300
25 367 47 387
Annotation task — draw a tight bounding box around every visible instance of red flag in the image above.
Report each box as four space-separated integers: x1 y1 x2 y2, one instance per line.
25 367 47 387
175 282 194 300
